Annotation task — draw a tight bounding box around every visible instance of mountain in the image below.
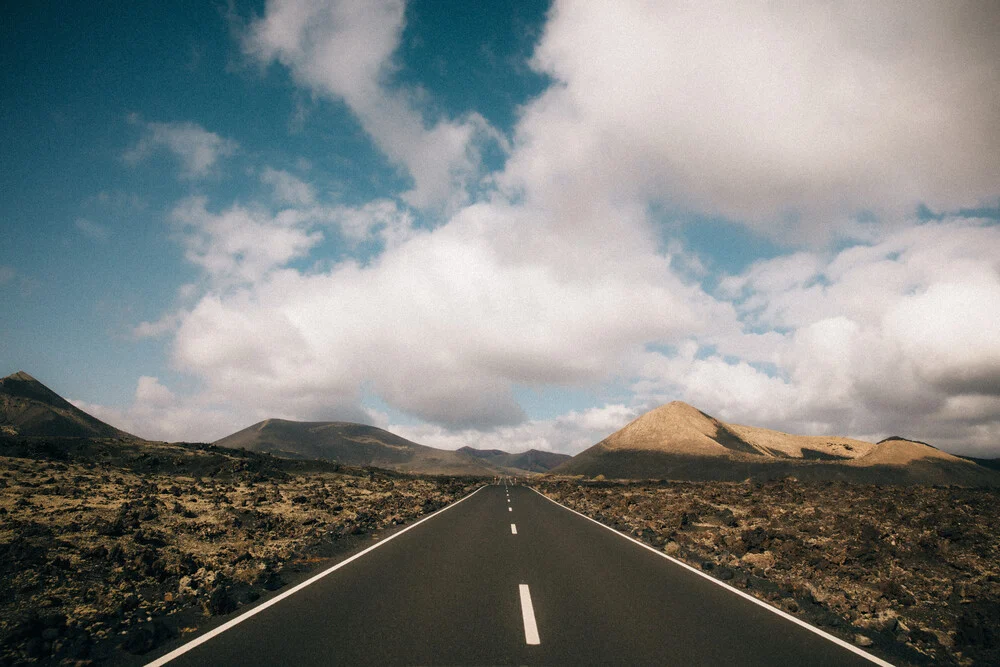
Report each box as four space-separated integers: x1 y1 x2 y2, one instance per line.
0 371 137 439
214 419 497 476
457 446 571 473
552 401 999 485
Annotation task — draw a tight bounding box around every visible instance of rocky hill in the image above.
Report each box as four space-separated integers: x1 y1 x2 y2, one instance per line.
0 371 136 440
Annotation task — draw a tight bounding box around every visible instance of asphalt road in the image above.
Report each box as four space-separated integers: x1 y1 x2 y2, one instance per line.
149 483 887 666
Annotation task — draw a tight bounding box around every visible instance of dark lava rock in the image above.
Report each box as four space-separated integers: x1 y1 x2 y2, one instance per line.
122 621 175 655
260 571 286 591
9 611 42 641
24 637 43 659
206 583 237 616
741 527 770 552
40 612 66 629
956 607 1000 650
716 508 738 526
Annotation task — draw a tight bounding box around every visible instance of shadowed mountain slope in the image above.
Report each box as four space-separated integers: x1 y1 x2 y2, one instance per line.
553 401 999 485
457 446 570 473
214 419 496 476
0 371 137 440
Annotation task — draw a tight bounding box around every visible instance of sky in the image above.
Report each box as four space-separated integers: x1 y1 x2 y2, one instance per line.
2 1 999 457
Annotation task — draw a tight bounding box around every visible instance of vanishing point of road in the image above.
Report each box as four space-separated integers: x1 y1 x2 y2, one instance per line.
147 482 889 666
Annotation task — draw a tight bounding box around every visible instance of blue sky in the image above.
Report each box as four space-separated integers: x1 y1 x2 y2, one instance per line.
2 1 999 456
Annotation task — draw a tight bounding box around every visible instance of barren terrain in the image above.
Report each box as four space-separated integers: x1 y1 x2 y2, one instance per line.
0 438 479 665
534 479 1000 666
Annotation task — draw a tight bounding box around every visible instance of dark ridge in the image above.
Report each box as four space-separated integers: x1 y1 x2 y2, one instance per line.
213 419 497 476
962 456 1000 472
878 436 934 448
552 449 1000 486
1 371 137 439
458 446 508 459
456 445 570 473
800 448 851 461
1 371 77 411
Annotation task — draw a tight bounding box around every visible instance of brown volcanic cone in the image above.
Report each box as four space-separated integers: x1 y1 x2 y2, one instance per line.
0 371 137 439
596 401 759 456
553 401 999 485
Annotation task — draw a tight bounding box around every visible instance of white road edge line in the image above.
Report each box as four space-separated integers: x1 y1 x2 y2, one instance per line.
511 523 517 535
145 485 489 667
519 584 541 645
528 487 894 667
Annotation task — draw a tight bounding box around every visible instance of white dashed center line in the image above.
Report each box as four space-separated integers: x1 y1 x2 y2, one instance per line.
508 506 512 512
519 584 541 645
510 523 517 534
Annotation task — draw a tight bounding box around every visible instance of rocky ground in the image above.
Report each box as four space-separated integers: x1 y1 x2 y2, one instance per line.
534 478 1000 666
0 438 479 665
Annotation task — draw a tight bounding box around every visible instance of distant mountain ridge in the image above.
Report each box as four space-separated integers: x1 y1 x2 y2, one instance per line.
0 371 137 440
214 419 502 476
457 446 570 472
213 419 572 476
553 401 1000 486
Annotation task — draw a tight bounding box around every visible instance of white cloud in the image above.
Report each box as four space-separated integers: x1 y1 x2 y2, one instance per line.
170 196 325 285
124 119 238 178
244 0 501 210
334 199 414 247
70 377 239 443
134 376 175 405
634 342 799 427
160 195 730 430
506 1 1000 240
134 312 183 339
260 167 316 206
71 374 374 443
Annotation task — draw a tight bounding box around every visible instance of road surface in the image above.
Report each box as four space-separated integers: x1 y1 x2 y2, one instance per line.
148 482 887 666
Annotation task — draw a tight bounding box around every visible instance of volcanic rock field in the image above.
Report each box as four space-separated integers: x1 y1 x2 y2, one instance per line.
0 438 477 665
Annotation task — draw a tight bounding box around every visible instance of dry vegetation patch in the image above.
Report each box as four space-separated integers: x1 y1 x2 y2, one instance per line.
535 478 1000 666
0 444 478 665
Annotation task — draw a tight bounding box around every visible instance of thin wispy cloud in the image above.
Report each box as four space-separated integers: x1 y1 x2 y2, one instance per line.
260 167 316 206
244 0 503 211
74 218 109 241
123 117 238 178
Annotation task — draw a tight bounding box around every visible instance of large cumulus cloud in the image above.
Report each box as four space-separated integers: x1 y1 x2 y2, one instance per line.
115 1 1000 455
508 1 1000 240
